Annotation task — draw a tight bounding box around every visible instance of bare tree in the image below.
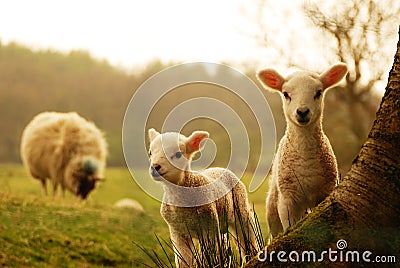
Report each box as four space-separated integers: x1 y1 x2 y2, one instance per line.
247 0 399 172
246 27 400 267
303 0 400 139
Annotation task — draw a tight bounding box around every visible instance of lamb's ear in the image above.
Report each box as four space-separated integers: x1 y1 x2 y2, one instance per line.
186 131 209 154
148 128 160 142
320 63 348 90
257 69 285 92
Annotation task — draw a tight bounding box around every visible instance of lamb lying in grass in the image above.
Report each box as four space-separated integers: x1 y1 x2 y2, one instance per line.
20 111 107 199
148 128 257 267
257 63 348 238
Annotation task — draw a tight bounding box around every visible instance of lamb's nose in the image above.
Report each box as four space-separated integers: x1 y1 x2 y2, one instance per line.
297 108 310 118
151 164 162 177
153 164 161 171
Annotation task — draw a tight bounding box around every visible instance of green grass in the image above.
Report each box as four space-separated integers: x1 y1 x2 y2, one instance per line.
0 164 269 267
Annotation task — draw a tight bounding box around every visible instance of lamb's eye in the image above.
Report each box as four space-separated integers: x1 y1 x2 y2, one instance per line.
175 151 182 159
283 92 291 101
314 90 322 100
148 150 152 156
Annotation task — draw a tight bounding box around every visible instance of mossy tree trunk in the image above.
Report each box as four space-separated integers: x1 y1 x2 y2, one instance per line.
246 28 400 267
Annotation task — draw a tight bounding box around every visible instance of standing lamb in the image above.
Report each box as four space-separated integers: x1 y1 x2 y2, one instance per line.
148 128 257 267
257 63 348 238
20 111 107 199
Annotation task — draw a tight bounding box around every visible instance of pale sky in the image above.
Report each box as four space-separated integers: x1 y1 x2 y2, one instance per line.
0 0 266 70
0 0 397 80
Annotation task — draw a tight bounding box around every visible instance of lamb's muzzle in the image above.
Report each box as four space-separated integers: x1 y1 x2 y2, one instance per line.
296 107 311 124
150 164 162 179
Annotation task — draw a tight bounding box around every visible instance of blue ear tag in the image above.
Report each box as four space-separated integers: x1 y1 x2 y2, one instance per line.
175 151 182 159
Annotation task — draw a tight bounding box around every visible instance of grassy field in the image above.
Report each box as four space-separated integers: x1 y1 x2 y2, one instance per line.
0 164 268 267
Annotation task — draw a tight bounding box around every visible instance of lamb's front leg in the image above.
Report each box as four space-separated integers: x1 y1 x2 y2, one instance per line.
170 229 194 268
266 183 283 238
277 195 305 231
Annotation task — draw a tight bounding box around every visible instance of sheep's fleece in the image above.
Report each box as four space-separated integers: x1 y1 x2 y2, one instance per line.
20 111 107 199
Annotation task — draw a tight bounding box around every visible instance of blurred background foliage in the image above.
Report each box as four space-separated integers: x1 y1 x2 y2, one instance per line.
0 41 136 166
1 0 398 176
0 43 270 172
0 39 381 175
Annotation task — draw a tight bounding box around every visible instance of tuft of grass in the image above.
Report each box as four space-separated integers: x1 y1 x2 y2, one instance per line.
132 234 175 268
135 197 267 268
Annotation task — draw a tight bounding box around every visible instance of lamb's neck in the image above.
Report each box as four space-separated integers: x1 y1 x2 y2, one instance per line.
162 170 210 207
162 185 183 205
286 121 324 151
163 170 200 191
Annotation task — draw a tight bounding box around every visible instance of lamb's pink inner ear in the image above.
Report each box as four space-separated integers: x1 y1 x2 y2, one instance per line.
187 131 209 153
257 69 285 91
321 64 348 89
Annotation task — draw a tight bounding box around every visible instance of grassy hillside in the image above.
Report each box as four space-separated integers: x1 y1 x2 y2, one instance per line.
0 164 268 267
0 193 170 267
0 164 171 267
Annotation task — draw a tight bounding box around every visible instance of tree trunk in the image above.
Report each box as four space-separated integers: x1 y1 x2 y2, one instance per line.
246 28 400 267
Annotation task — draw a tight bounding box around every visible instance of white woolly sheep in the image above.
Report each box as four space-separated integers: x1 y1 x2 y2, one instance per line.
257 63 348 238
20 111 107 199
148 128 257 267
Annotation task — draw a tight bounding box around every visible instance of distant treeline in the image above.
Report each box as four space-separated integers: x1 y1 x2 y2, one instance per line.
0 41 277 169
0 41 374 173
0 41 154 166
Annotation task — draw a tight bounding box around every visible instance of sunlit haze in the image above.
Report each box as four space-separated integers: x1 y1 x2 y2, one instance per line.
0 0 266 69
0 0 397 80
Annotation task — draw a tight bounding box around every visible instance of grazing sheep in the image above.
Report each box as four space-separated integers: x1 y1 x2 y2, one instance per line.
20 111 107 199
257 63 348 238
148 128 257 267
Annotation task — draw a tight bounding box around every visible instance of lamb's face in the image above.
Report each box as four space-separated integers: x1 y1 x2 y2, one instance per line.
148 129 209 185
281 73 324 127
148 132 188 184
257 63 348 127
